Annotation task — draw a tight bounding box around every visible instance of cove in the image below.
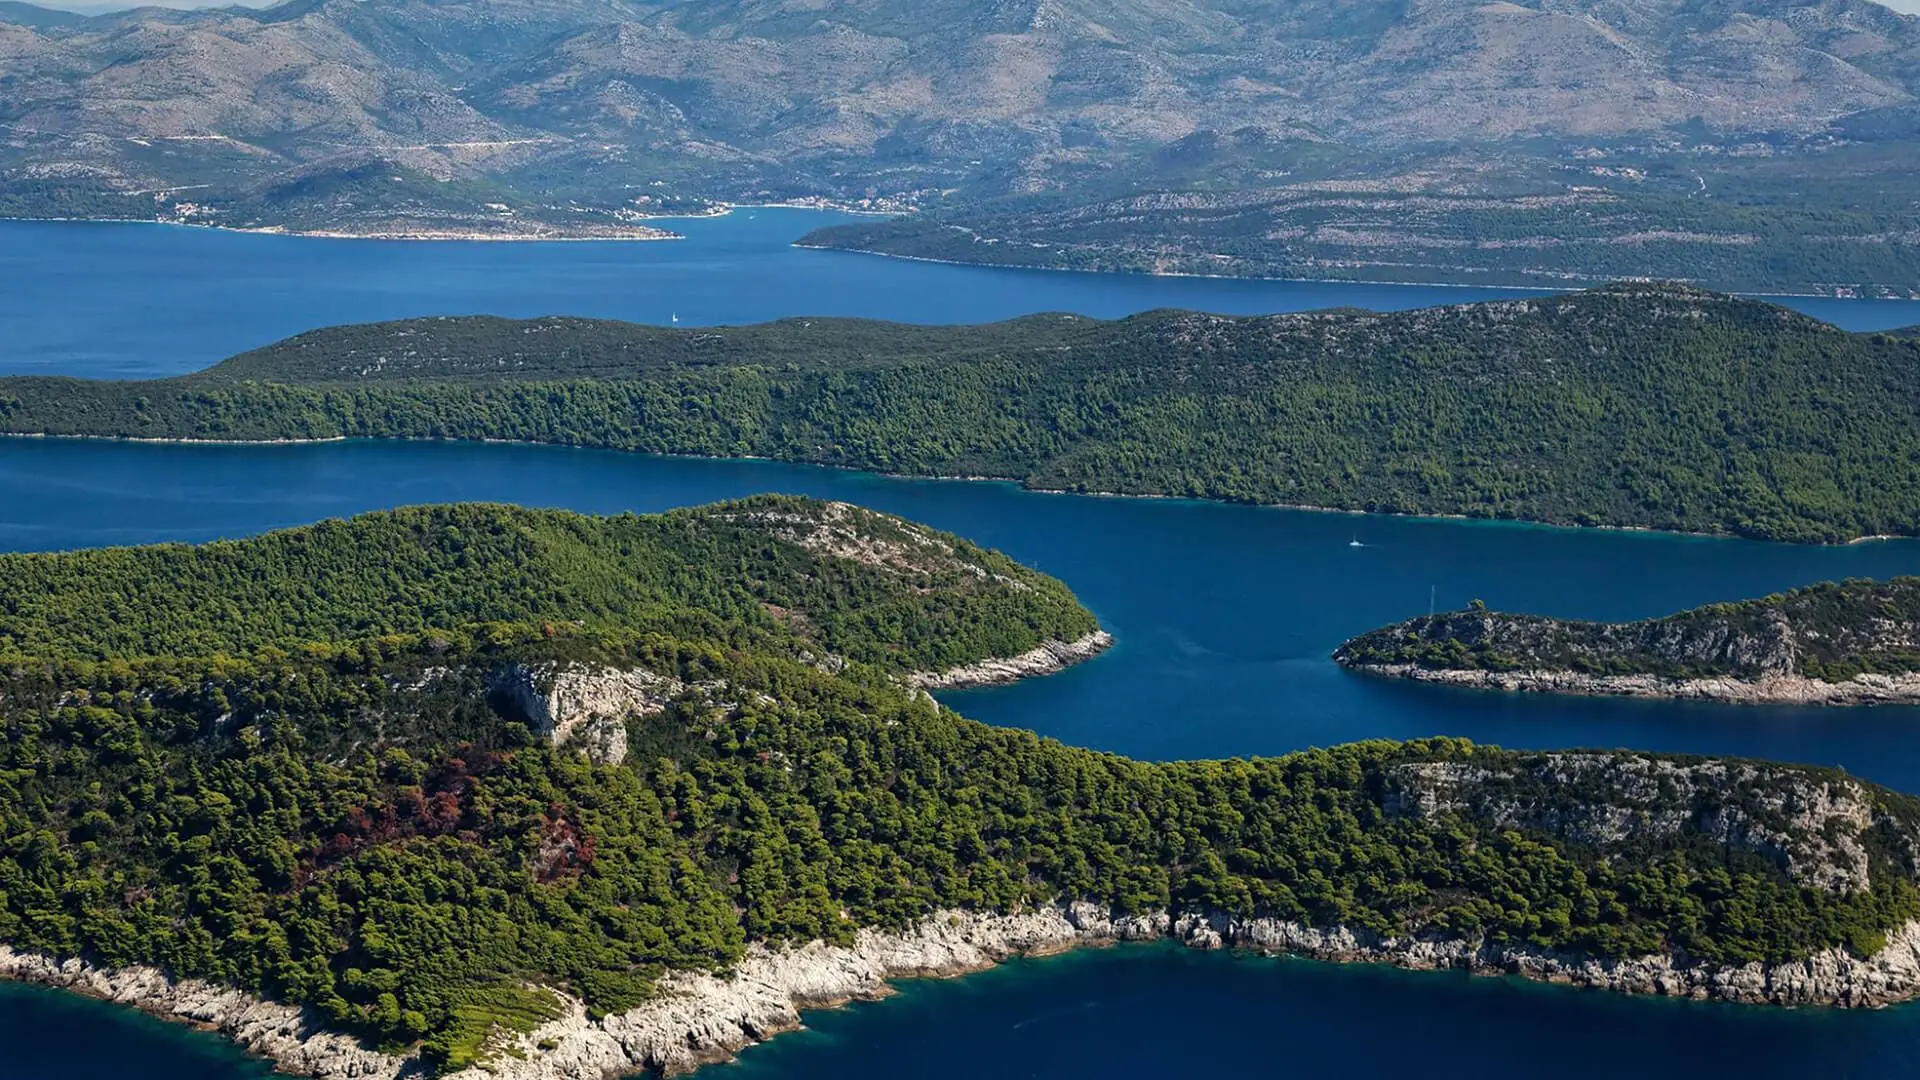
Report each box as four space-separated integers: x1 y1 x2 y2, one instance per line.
6 436 1920 791
7 442 1920 1078
5 213 1919 379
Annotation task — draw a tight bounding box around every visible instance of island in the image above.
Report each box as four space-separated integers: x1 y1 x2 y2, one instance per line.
4 284 1920 544
4 498 1920 1079
1334 578 1920 704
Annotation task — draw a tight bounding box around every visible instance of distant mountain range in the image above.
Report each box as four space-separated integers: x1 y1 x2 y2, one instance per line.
2 0 1915 288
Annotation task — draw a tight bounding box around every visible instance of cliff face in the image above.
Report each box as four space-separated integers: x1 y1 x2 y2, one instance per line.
488 662 685 766
1335 578 1920 703
1384 754 1914 893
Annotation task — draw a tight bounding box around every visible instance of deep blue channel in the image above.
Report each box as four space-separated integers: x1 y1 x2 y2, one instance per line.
3 212 1920 1078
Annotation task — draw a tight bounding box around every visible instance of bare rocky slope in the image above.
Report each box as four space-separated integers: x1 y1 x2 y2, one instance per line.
1 0 1915 279
1336 578 1920 703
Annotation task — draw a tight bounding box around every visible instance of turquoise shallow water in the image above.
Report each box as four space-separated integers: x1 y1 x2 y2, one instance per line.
5 213 1920 1077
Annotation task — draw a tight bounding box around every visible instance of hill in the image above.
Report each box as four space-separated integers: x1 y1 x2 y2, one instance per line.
6 284 1920 542
0 0 1915 289
5 503 1920 1077
0 1 85 30
0 496 1100 673
1335 578 1920 703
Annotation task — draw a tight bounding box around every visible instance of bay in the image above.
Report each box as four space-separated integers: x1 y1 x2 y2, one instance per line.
6 210 1920 1078
4 436 1917 788
2 213 1917 379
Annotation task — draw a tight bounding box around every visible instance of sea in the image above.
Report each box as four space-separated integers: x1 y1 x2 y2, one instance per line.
1 210 1918 1079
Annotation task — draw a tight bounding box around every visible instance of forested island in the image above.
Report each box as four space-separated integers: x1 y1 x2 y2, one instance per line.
1335 579 1920 705
8 499 1920 1078
4 284 1918 544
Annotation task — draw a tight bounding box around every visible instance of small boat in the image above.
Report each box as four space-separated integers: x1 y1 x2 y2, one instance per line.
670 312 680 324
1348 534 1363 548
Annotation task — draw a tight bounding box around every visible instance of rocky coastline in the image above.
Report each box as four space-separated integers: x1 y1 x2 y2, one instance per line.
10 901 1920 1080
1342 662 1920 706
909 630 1115 690
0 947 407 1079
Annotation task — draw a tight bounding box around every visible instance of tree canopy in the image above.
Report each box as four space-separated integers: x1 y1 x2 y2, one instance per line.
5 284 1918 543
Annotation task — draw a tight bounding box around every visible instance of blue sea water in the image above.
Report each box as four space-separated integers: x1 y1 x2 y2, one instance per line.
1 212 1916 378
4 213 1920 1078
5 437 1919 788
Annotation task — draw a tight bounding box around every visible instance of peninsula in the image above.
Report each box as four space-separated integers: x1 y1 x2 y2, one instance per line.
7 500 1920 1079
4 284 1920 544
1335 578 1920 705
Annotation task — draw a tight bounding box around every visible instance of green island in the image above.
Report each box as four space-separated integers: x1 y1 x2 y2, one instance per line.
6 499 1920 1078
1335 579 1920 704
4 284 1919 544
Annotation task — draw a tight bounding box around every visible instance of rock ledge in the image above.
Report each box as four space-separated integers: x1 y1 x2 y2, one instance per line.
910 631 1115 690
1344 663 1920 705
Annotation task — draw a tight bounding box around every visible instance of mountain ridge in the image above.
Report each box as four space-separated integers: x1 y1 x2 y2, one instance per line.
3 0 1916 289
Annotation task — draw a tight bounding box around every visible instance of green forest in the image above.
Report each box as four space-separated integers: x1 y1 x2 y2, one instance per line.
0 497 1095 672
4 284 1918 543
3 502 1920 1072
1336 578 1920 682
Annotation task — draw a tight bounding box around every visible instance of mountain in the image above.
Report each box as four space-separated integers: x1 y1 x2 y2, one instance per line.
0 1 87 29
6 283 1920 542
0 0 1915 287
1335 578 1920 703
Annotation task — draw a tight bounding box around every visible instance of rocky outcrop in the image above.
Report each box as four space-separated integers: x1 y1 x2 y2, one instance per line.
910 631 1115 690
1344 662 1920 706
454 905 1164 1080
14 900 1920 1080
0 948 406 1080
433 904 1920 1078
488 663 682 765
1335 580 1920 705
1384 753 1895 892
1170 913 1920 1009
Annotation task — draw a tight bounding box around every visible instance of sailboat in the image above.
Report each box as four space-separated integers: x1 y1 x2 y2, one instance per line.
1348 533 1363 548
670 312 680 324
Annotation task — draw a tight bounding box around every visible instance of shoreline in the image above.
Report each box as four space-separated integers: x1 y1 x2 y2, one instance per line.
636 200 904 222
2 432 1909 548
1340 662 1920 707
0 947 405 1080
1 214 1900 300
2 432 350 445
9 904 1920 1080
0 215 682 243
792 241 1912 302
910 630 1114 690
